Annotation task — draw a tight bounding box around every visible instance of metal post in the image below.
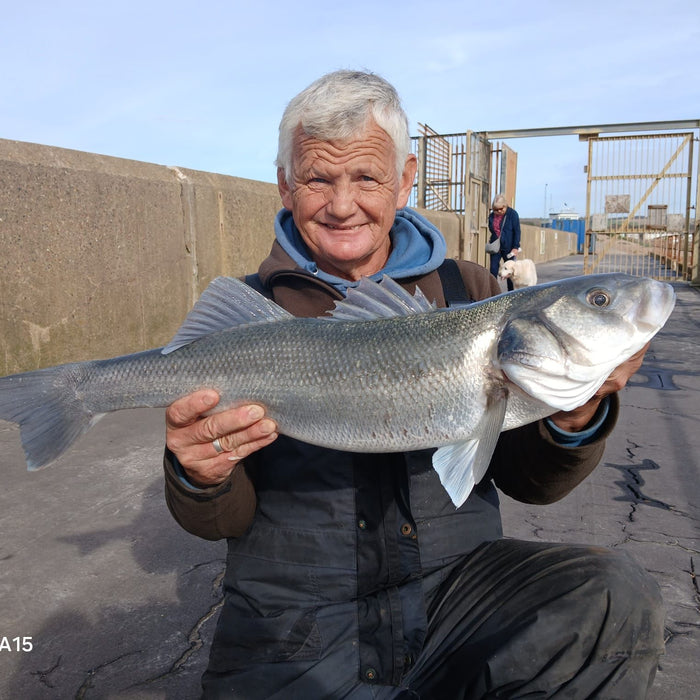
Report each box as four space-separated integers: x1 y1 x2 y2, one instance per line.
682 136 694 280
417 136 426 209
463 131 472 260
584 137 594 273
692 133 700 286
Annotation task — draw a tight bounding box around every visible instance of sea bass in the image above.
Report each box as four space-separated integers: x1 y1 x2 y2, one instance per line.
0 273 675 506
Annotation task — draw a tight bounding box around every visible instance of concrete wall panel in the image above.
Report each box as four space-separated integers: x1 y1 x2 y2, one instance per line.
412 208 462 258
0 140 280 374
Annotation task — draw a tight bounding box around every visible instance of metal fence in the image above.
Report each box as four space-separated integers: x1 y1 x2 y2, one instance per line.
410 121 699 281
584 133 695 281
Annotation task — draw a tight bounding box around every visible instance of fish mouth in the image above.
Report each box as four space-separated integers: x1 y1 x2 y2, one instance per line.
624 279 676 333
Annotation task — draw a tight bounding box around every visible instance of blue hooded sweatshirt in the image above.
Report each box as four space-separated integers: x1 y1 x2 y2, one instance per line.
274 207 447 294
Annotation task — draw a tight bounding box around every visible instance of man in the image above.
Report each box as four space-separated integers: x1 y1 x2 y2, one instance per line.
487 194 521 290
164 70 664 699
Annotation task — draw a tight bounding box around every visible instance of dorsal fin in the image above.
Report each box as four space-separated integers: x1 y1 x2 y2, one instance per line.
162 276 293 354
327 276 435 321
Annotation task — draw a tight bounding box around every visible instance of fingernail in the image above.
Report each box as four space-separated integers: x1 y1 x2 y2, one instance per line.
202 392 217 408
248 405 264 420
259 419 276 435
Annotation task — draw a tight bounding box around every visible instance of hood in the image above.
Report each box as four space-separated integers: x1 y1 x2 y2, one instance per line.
273 207 447 293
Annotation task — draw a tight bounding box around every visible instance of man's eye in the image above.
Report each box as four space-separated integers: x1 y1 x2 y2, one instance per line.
307 177 331 189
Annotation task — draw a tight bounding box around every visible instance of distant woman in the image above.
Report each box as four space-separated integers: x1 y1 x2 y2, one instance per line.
488 194 521 290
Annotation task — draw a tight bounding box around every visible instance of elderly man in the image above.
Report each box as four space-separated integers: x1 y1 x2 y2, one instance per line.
164 71 664 699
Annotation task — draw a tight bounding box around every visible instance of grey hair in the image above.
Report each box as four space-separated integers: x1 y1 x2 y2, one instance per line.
275 70 411 183
492 194 508 208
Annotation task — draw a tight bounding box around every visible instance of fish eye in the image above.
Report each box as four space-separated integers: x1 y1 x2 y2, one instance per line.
586 288 611 307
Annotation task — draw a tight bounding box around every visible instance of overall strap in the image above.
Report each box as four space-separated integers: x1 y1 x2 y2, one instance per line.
247 262 473 307
436 258 473 306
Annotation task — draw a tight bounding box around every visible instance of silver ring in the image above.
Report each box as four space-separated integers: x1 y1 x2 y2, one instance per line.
212 438 225 454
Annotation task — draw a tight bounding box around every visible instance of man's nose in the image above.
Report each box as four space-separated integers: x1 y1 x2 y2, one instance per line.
326 181 357 218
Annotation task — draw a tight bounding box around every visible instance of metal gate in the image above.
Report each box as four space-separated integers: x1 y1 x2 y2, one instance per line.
490 141 518 211
410 123 491 260
584 133 695 280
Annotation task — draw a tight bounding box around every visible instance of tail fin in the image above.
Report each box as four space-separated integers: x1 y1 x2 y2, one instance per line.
0 364 101 470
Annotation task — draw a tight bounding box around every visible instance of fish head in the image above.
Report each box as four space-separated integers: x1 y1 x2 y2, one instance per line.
496 273 676 412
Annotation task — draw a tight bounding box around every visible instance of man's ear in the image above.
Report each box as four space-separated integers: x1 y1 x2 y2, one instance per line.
277 167 293 210
397 154 418 209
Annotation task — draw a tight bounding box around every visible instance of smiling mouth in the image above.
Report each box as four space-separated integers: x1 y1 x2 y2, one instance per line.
323 223 364 231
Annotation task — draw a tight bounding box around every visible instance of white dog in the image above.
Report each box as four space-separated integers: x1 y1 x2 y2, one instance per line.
498 258 538 288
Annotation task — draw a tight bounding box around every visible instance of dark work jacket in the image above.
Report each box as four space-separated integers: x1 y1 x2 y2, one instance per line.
163 243 617 688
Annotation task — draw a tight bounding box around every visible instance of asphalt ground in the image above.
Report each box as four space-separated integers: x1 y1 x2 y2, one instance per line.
0 255 698 699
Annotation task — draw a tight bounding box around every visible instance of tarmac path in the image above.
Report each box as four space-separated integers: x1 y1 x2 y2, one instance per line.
0 255 697 698
501 256 700 699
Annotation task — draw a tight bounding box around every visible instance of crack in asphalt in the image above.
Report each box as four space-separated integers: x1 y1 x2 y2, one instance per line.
31 655 61 689
165 596 224 676
691 556 700 611
75 650 144 699
606 454 675 520
132 566 226 688
64 563 227 697
629 365 680 390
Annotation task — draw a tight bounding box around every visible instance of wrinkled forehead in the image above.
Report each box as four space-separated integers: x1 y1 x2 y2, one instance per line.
290 123 397 172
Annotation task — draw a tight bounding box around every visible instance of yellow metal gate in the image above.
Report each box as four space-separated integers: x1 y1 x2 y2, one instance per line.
584 133 695 280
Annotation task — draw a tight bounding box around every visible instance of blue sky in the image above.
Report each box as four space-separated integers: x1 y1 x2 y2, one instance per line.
3 0 699 217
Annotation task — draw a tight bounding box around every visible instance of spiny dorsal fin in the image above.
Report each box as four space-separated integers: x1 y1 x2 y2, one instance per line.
162 276 293 354
327 276 435 321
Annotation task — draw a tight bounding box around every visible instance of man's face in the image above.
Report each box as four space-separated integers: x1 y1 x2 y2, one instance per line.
277 120 417 281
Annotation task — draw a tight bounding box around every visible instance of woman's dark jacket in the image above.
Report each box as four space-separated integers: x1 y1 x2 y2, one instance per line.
488 206 522 255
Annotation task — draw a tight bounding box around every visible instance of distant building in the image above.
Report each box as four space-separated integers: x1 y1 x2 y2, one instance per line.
549 204 580 220
546 204 585 253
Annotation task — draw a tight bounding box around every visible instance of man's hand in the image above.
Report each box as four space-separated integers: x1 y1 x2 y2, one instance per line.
166 390 278 487
549 342 649 433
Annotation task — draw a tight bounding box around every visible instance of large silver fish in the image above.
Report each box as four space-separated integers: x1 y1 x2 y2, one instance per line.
0 273 675 506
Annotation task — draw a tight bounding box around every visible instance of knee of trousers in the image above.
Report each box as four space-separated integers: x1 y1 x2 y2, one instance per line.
575 547 665 652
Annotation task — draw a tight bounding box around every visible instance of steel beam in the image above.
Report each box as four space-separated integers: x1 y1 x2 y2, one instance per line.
479 119 700 140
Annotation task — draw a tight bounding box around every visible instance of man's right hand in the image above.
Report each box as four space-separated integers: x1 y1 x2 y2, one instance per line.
165 390 278 487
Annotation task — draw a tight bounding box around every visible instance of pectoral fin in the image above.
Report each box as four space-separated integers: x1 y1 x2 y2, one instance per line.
432 390 507 507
